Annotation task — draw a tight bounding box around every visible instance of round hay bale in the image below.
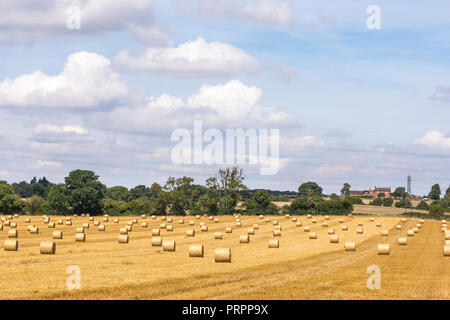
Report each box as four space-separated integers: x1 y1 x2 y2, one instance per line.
200 222 206 227
396 225 402 230
141 222 148 228
358 222 363 226
356 227 364 234
413 227 419 233
369 217 374 222
378 244 390 255
120 227 128 235
341 225 349 231
235 222 241 227
339 218 344 223
345 242 356 251
151 228 160 236
208 216 214 221
113 218 119 223
273 220 278 226
30 227 39 234
167 218 172 223
151 215 156 219
66 221 72 226
10 222 17 228
285 214 290 218
275 225 282 231
189 220 195 226
407 229 415 237
225 227 232 233
195 215 201 219
325 215 330 220
296 221 302 227
162 240 176 252
103 217 109 222
13 214 18 218
443 246 450 256
420 219 425 224
304 226 310 232
75 233 86 242
86 214 90 217
215 248 231 263
442 219 447 224
166 225 173 232
398 237 407 245
307 214 312 219
186 229 195 237
48 222 55 228
416 223 422 228
273 229 281 237
127 221 134 226
291 217 297 222
265 218 270 223
40 241 56 254
53 231 63 239
132 219 138 224
161 216 166 221
327 229 335 235
98 225 106 231
445 240 450 246
93 221 100 226
309 232 317 239
189 245 204 257
214 218 219 223
118 235 129 244
322 222 328 227
152 236 162 246
4 221 10 226
89 217 94 221
240 235 250 243
312 219 317 224
66 217 71 221
8 229 18 238
268 239 279 248
214 232 223 240
401 218 406 222
4 240 18 251
444 233 450 241
179 219 184 224
348 214 353 218
160 223 166 229
381 230 389 236
201 225 208 232
26 225 33 231
247 228 255 235
25 218 31 223
7 215 12 219
126 225 133 232
259 215 264 219
82 223 89 229
253 224 259 230
376 222 382 227
141 215 146 219
330 235 339 243
0 224 2 231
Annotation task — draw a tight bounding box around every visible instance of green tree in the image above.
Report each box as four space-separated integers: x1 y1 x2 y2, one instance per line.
428 184 441 200
216 167 247 213
130 185 150 200
47 184 70 214
429 204 444 218
298 182 323 198
377 192 385 198
392 187 406 198
64 170 106 215
23 196 45 215
369 198 383 206
382 197 393 207
416 200 429 210
0 183 25 214
106 186 131 202
340 183 351 197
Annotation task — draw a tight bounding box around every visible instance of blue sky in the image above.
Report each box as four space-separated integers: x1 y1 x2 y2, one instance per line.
0 0 449 196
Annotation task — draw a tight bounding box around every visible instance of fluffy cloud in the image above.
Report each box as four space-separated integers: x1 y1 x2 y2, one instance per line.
88 80 295 134
414 131 450 151
0 51 128 108
0 0 156 44
34 124 88 135
114 37 261 77
173 0 293 25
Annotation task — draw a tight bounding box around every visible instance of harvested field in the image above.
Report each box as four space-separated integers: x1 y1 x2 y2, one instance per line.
0 214 448 299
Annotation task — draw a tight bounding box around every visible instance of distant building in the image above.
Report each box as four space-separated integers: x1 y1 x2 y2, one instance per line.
349 186 391 198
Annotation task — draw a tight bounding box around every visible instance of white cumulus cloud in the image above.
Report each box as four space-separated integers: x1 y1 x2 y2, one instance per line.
414 131 450 151
114 37 261 77
0 51 128 108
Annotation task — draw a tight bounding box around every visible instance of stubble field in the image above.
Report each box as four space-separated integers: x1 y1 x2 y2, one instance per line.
0 214 448 300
